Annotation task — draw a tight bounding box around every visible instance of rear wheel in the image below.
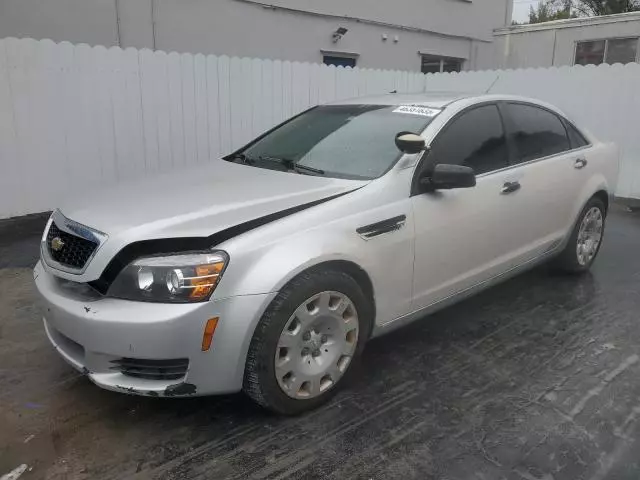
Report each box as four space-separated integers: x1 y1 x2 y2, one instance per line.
553 197 606 273
243 269 372 415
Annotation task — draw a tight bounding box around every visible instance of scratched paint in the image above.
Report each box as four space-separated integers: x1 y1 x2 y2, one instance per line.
1 207 640 479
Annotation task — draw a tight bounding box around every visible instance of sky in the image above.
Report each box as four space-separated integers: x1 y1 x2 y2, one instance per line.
512 0 539 23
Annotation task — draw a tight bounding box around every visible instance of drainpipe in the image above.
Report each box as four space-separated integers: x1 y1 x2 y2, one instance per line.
114 0 122 46
504 0 512 25
151 0 157 50
503 33 511 69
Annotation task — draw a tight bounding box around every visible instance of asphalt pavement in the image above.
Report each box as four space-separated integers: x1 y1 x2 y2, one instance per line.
1 208 640 480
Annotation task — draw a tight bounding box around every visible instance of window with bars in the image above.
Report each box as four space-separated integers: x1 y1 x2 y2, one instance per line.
574 38 639 66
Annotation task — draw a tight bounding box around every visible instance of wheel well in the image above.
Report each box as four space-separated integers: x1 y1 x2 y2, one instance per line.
302 260 376 321
593 190 609 212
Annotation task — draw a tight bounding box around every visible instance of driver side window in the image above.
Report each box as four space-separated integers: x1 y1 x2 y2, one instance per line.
430 104 508 175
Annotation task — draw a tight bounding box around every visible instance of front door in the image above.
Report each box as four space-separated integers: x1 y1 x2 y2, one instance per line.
410 104 524 311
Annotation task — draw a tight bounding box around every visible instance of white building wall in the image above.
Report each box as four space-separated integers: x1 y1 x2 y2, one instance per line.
492 12 640 70
0 0 119 46
245 0 513 42
152 0 475 71
117 0 156 51
0 0 511 71
553 21 640 65
492 31 557 69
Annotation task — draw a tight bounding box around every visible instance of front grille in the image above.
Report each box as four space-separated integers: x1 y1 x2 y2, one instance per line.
111 358 189 380
46 222 98 269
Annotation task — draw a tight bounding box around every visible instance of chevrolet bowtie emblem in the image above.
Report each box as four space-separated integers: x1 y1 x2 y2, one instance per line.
51 237 65 252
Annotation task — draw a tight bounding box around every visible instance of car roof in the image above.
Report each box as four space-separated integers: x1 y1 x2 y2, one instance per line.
327 93 472 108
327 93 560 113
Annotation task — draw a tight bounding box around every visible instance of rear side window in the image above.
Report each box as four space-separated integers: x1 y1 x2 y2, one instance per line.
566 122 589 149
430 104 508 175
505 103 570 163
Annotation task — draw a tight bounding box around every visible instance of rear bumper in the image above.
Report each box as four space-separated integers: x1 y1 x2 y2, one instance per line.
34 261 276 397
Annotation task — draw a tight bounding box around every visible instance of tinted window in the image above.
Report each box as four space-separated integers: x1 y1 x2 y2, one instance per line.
430 105 508 175
566 122 589 149
505 104 570 163
238 105 438 179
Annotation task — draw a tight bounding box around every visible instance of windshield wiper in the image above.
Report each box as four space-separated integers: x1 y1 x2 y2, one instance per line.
258 156 325 175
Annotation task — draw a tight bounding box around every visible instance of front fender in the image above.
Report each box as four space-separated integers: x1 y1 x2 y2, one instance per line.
215 214 415 327
219 231 372 298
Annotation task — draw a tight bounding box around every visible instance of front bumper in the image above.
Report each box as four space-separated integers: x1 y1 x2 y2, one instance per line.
33 261 276 397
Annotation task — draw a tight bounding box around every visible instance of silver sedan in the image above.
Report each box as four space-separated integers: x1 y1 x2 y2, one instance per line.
34 93 618 414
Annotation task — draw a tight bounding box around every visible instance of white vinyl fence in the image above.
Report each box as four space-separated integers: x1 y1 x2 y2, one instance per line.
1 37 640 218
0 37 425 218
423 64 640 203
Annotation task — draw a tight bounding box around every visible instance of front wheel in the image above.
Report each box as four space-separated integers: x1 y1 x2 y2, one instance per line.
553 197 606 273
243 269 372 415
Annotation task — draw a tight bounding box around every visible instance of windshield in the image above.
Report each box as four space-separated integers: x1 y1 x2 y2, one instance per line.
230 104 439 180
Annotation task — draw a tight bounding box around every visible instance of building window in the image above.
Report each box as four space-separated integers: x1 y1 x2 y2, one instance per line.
323 55 356 68
421 54 463 74
607 38 639 64
574 38 639 66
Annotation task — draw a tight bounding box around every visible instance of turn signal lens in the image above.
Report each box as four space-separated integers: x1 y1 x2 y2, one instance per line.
189 262 226 300
202 317 219 351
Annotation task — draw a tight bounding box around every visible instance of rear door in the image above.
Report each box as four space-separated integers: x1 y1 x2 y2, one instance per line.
498 102 586 259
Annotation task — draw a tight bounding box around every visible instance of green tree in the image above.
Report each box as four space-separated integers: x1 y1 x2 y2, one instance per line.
570 0 640 15
529 1 574 23
528 0 639 23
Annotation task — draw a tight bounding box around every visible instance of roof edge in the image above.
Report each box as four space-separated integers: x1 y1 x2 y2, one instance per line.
495 11 640 35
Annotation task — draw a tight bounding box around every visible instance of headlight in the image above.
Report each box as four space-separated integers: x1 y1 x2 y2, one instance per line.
107 251 228 303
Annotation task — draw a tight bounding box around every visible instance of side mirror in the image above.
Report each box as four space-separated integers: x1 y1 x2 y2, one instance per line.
420 164 476 190
395 132 426 154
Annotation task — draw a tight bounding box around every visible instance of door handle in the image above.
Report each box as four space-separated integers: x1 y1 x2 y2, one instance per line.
501 181 521 194
574 158 588 169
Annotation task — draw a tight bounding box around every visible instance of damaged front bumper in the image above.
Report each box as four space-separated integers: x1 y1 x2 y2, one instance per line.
33 261 276 397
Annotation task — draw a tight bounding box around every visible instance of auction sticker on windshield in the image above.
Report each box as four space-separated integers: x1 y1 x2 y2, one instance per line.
393 105 441 117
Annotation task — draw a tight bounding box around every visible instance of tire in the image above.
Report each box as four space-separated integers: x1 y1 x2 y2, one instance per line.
553 196 606 273
243 269 373 415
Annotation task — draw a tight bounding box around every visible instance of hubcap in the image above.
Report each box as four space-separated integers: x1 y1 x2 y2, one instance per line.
576 207 603 266
275 291 359 399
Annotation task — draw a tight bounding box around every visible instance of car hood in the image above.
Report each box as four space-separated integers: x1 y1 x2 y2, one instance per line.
59 160 367 240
